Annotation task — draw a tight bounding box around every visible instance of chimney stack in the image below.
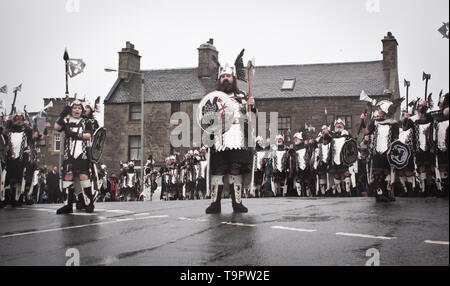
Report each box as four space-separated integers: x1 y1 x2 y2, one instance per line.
197 38 219 78
381 32 398 72
381 32 400 119
118 41 141 81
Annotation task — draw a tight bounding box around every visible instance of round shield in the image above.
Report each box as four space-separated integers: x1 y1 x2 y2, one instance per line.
387 140 411 170
90 127 106 163
196 91 235 135
340 138 358 166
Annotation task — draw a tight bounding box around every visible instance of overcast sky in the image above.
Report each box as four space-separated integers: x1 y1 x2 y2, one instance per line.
0 0 448 125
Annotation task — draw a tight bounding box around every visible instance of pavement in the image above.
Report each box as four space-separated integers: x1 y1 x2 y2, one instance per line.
0 197 448 266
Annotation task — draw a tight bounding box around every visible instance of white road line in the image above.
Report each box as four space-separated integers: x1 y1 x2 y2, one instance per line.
271 226 317 232
69 213 98 216
221 222 256 227
336 232 396 240
0 215 169 239
106 210 133 214
115 218 134 222
178 217 208 222
0 221 117 239
424 240 449 245
135 215 169 220
134 213 151 216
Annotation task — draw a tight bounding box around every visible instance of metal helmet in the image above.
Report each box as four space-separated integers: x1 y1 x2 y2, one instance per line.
275 134 284 142
101 164 107 170
293 132 303 140
218 64 236 79
83 99 93 110
376 100 393 114
194 150 199 155
13 108 25 118
321 125 329 130
128 161 134 167
334 118 346 127
71 99 84 108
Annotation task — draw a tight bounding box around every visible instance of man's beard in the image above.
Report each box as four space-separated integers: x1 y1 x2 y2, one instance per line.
217 80 234 94
13 120 25 127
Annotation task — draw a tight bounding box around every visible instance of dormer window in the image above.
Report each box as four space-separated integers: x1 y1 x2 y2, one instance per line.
281 79 296 91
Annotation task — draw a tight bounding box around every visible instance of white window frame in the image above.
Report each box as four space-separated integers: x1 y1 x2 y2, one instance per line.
54 133 61 152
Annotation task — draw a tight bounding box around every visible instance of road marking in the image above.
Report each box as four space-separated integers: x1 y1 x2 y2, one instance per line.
424 240 449 245
0 221 118 239
271 226 317 232
0 215 169 239
221 222 256 227
336 232 396 240
106 210 133 214
135 215 169 220
178 217 208 222
69 213 98 216
115 218 134 222
134 213 151 216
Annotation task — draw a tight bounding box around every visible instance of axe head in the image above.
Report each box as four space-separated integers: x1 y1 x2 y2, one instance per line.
360 90 377 105
423 72 431 80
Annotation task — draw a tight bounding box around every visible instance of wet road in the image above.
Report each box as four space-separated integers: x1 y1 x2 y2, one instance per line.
0 197 448 266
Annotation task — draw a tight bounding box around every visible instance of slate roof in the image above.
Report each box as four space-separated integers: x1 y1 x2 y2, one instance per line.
104 60 389 104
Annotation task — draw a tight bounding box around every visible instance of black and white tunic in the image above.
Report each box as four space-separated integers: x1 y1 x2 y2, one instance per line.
61 116 93 175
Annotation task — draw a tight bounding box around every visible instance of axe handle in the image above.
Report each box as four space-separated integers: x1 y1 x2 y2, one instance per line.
247 66 253 122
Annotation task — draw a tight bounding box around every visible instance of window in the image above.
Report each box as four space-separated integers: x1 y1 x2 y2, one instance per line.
343 115 352 130
281 79 296 90
278 116 291 140
129 136 141 165
129 104 141 121
54 134 61 152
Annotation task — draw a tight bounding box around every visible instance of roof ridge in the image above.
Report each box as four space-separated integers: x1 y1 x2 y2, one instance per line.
254 60 383 69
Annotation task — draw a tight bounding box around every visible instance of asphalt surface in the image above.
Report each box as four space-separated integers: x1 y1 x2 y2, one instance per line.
0 197 448 266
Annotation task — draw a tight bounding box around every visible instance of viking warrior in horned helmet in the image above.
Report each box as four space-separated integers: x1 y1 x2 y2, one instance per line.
251 136 270 198
329 118 353 196
54 100 94 214
315 125 332 196
433 92 449 197
196 147 208 199
362 99 402 202
3 110 37 207
395 115 416 196
271 134 288 197
203 50 256 214
292 132 308 197
407 99 434 196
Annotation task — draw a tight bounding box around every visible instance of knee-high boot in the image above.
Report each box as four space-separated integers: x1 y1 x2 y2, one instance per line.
230 175 248 213
205 176 223 214
57 187 75 214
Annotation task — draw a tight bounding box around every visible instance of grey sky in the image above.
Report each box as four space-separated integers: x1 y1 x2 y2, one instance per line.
0 0 448 125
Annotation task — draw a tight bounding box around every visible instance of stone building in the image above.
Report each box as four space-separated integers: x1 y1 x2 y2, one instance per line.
103 33 400 173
